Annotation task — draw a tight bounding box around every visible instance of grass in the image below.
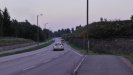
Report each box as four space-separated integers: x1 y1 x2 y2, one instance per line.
68 42 96 55
119 53 133 64
68 42 133 64
0 39 54 57
0 38 34 47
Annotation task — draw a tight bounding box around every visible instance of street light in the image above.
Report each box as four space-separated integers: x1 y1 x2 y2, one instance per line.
37 14 43 45
44 23 48 29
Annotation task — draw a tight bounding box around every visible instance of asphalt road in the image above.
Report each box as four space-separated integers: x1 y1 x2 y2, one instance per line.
77 55 133 75
0 38 83 75
0 38 133 75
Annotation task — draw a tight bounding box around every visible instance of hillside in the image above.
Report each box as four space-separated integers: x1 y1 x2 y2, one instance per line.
0 37 35 47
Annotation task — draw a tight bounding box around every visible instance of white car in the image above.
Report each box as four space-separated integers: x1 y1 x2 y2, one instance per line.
53 42 64 51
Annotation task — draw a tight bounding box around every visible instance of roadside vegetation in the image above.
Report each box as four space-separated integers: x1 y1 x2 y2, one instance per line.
67 42 96 55
0 8 53 42
61 16 133 64
0 39 54 57
124 54 133 64
0 38 34 47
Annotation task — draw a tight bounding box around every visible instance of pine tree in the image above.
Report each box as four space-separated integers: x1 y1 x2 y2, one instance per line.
0 10 3 37
3 8 11 36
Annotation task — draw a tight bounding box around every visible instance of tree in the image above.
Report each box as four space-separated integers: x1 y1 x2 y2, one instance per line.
100 17 103 22
66 28 71 33
71 28 74 33
130 15 133 20
76 25 82 30
104 18 107 22
53 28 71 37
0 7 53 42
0 10 3 37
3 8 11 36
11 19 19 37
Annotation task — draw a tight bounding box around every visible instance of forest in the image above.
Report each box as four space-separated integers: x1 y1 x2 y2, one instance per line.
0 8 52 42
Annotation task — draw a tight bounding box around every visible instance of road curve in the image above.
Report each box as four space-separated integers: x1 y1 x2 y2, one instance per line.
1 38 133 75
0 38 83 75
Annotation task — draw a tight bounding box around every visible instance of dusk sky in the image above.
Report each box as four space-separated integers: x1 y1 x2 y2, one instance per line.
0 0 133 31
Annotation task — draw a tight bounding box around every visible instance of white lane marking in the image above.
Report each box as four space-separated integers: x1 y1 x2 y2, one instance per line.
23 66 36 71
71 50 83 56
72 55 86 75
36 53 41 56
65 44 83 56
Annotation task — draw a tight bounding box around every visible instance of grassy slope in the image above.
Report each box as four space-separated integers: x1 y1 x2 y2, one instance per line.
0 39 54 57
0 38 34 47
120 53 133 64
68 42 133 64
68 42 96 55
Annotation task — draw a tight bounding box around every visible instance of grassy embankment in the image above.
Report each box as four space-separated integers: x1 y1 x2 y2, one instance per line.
68 42 96 55
0 38 54 57
68 42 133 64
119 53 133 64
0 38 34 47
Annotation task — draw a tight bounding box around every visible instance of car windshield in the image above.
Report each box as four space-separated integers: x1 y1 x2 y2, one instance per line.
55 43 62 46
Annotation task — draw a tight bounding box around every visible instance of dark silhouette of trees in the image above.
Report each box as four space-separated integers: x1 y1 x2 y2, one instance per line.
0 8 52 42
3 8 11 36
54 28 71 37
131 15 133 20
63 16 133 40
10 19 51 42
0 10 3 37
71 28 75 33
43 29 53 39
100 17 103 22
76 25 82 30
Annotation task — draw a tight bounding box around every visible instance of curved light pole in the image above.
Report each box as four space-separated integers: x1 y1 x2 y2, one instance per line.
37 14 43 45
44 23 48 29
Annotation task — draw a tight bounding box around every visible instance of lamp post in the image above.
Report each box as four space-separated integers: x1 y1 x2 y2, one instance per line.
87 0 89 26
86 0 89 53
37 14 43 45
0 10 3 37
44 23 48 29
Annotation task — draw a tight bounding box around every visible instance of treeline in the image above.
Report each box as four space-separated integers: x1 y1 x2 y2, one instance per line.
53 25 85 37
0 8 52 42
54 28 74 37
61 16 133 53
63 15 133 39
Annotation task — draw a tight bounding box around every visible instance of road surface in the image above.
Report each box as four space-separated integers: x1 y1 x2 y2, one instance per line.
77 55 133 75
0 38 83 75
0 38 133 75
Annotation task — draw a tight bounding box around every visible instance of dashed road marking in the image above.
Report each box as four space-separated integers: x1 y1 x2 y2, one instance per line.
72 55 86 75
23 66 36 71
71 50 83 56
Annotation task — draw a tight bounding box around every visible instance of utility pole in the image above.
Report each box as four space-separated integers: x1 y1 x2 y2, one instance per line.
37 15 39 45
86 0 89 53
87 0 89 26
37 14 43 45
